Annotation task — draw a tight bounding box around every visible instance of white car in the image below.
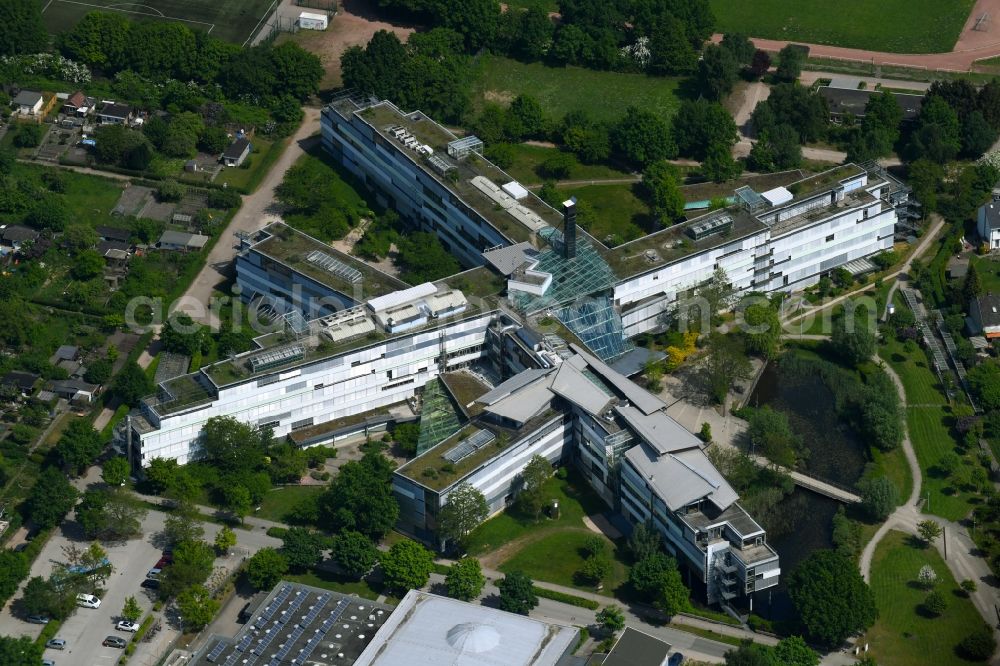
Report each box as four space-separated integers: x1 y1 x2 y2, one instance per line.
116 620 140 633
76 593 101 609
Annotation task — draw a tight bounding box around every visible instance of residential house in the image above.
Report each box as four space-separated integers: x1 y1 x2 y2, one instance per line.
48 378 98 404
978 201 1000 250
49 345 78 366
96 102 132 125
817 86 923 124
0 371 39 398
0 225 39 255
969 293 1000 339
95 226 132 244
63 91 96 117
221 137 251 167
13 90 43 116
157 231 209 252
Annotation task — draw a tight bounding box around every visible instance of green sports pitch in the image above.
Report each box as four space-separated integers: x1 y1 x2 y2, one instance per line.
40 0 279 46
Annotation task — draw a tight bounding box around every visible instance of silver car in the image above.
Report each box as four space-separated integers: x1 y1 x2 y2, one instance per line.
45 638 67 650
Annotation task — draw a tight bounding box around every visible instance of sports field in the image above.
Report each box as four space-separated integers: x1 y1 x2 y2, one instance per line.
709 0 976 53
40 0 278 45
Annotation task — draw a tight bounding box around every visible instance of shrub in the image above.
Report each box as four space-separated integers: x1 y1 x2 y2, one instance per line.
265 526 288 539
958 629 997 660
532 586 599 610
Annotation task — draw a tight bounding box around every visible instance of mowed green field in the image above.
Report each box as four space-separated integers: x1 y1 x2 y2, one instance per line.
709 0 975 53
41 0 277 45
475 55 683 123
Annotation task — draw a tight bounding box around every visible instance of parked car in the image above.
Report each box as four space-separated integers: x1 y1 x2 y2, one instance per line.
26 614 50 624
141 578 160 590
76 593 101 609
102 636 127 649
45 638 66 650
116 620 140 633
42 660 55 666
668 653 685 666
146 567 162 579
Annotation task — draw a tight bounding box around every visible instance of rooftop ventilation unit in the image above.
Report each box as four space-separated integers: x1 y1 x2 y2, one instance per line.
306 250 363 284
686 214 733 241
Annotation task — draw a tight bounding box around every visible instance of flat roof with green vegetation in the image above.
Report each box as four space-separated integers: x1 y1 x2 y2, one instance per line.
866 530 991 666
40 0 278 45
355 102 563 246
709 0 975 54
786 164 865 200
474 55 683 123
253 223 409 299
439 372 491 417
434 267 508 301
397 410 561 491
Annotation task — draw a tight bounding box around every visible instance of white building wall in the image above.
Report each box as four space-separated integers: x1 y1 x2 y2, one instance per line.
137 313 494 465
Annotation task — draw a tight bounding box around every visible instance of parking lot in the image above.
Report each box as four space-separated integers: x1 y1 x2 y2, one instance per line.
0 486 280 666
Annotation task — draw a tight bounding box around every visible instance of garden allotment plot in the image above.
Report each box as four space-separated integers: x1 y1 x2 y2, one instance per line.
41 0 278 45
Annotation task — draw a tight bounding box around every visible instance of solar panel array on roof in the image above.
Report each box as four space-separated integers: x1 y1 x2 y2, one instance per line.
248 345 305 373
306 249 363 284
206 641 227 662
443 428 496 463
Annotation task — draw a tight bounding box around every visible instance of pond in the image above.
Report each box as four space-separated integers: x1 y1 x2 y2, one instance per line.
745 357 869 621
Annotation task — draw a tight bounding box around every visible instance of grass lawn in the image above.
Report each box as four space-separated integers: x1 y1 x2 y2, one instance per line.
555 183 652 246
255 485 324 522
501 143 633 186
709 0 975 53
878 337 948 406
282 568 380 600
464 470 608 556
498 528 629 597
968 255 1000 294
474 55 684 123
14 163 125 228
906 407 978 522
214 136 287 193
865 530 991 666
865 444 914 508
40 0 276 45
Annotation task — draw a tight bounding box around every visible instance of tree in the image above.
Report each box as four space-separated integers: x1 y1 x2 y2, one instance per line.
269 42 323 100
176 584 219 631
84 357 113 385
69 249 104 281
960 578 977 595
723 640 775 666
0 0 47 56
969 360 1000 411
517 454 552 518
775 44 807 82
923 589 947 616
628 520 662 562
858 476 898 521
200 416 268 474
77 488 148 541
445 558 486 601
121 595 142 622
60 11 130 69
703 333 752 405
317 456 399 539
787 550 877 648
395 232 461 283
596 605 626 635
752 84 829 144
214 526 237 555
24 467 77 529
611 106 676 168
720 33 756 67
642 160 685 224
56 420 104 475
111 361 153 407
438 483 489 550
699 44 739 100
831 316 876 366
578 553 612 585
163 503 205 547
748 406 798 467
907 96 961 163
497 570 538 615
748 124 801 172
962 110 998 158
508 94 545 139
245 548 289 590
964 262 983 302
0 636 43 666
673 99 738 160
958 628 997 660
280 528 325 573
774 636 819 666
380 540 434 593
0 550 29 603
160 539 216 598
102 456 130 487
917 519 942 546
20 576 70 620
330 531 378 579
222 484 252 525
627 552 688 614
748 49 771 79
742 299 781 358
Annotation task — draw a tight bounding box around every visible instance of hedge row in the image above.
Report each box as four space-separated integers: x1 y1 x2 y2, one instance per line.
532 586 599 610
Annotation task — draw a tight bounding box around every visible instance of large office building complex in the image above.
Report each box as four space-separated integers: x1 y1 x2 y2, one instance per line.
119 96 910 606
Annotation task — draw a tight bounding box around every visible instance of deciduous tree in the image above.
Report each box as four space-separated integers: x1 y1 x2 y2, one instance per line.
102 456 130 487
121 595 142 622
917 519 942 546
280 528 325 573
245 548 288 590
445 558 485 601
437 484 489 550
176 584 219 631
380 540 433 593
787 550 877 648
24 467 77 529
330 531 378 579
596 605 626 635
497 570 537 615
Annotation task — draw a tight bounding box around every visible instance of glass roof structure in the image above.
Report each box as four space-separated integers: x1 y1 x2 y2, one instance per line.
511 227 618 314
416 378 464 455
556 295 634 362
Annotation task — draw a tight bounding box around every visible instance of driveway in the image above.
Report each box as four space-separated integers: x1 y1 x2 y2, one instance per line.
173 107 322 326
